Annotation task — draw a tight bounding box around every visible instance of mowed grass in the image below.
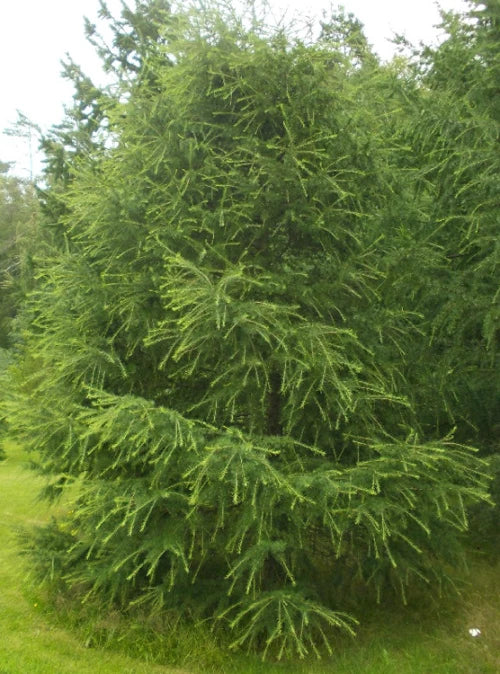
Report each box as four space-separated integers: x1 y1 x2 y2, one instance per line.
0 439 498 674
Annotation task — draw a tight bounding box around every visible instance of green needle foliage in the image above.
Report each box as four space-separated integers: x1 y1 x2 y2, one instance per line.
394 1 500 448
2 0 493 660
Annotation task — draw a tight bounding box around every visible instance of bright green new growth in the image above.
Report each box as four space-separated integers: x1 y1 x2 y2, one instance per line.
3 1 493 660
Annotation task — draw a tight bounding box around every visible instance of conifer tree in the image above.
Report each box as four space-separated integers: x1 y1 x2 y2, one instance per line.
3 1 490 658
387 0 499 451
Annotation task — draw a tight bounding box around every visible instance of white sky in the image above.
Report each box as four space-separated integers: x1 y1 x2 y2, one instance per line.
0 0 470 178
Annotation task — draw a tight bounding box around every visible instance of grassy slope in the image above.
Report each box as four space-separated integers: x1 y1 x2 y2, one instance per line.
0 439 498 674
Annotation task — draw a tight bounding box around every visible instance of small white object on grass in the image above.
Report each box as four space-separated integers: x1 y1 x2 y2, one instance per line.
468 628 481 637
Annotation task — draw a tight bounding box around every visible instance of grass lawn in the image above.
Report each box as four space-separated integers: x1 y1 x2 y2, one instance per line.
1 439 498 673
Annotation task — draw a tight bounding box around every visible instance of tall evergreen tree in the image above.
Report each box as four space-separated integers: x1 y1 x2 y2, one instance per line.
389 0 499 451
3 1 490 658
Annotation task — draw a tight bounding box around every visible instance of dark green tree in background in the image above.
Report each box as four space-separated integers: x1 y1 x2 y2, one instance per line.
0 160 39 456
0 162 39 350
396 0 499 451
411 0 500 548
2 0 494 659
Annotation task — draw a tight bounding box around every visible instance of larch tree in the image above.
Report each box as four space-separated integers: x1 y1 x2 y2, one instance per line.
2 0 491 659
